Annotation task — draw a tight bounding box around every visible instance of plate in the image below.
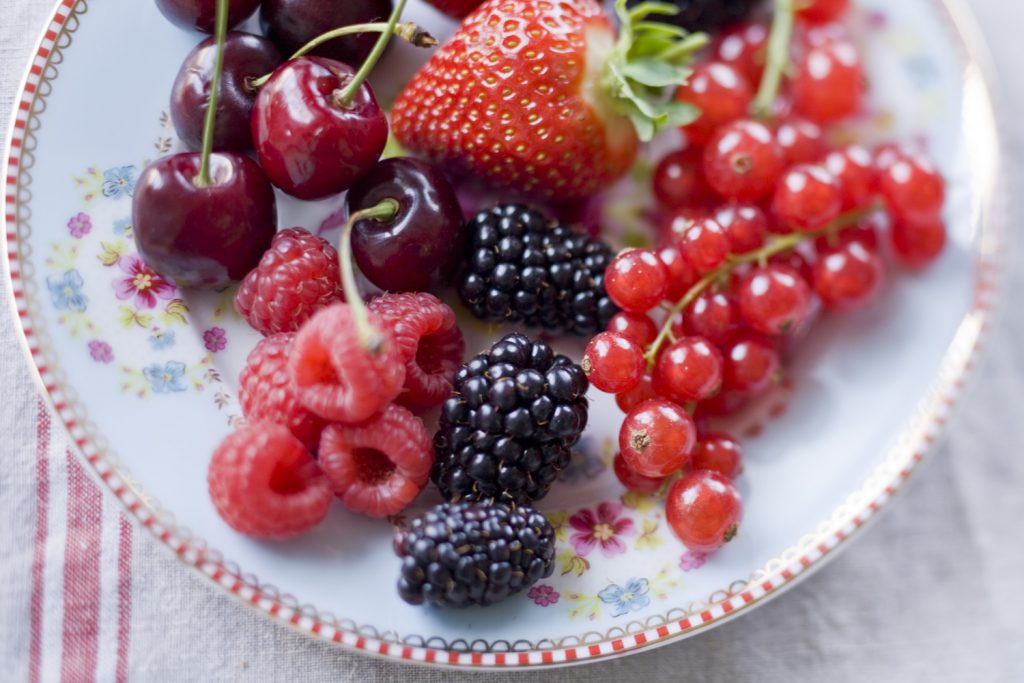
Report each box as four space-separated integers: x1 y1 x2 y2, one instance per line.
2 0 1005 669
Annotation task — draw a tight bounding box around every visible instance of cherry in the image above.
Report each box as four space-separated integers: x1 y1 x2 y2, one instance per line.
607 312 659 348
891 215 947 269
613 452 664 494
170 31 282 152
692 434 743 480
676 289 737 345
704 120 784 203
772 164 842 232
823 145 877 210
797 0 850 24
813 240 885 311
656 244 698 302
676 62 753 147
615 373 658 414
583 332 645 394
775 118 826 166
252 56 388 199
654 336 724 403
679 217 730 274
722 335 780 395
155 0 260 33
260 0 393 66
713 204 767 253
877 151 945 221
666 470 742 553
712 22 769 85
652 149 713 210
345 157 464 292
605 249 669 313
132 153 277 287
736 264 812 335
792 40 864 123
619 399 696 478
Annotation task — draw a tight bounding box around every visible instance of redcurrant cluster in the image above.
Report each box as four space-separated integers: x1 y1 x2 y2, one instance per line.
587 0 948 555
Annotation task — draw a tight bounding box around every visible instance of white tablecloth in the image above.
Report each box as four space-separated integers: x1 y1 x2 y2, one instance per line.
2 1 1022 680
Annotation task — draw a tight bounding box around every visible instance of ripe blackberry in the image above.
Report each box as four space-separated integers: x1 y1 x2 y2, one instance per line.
458 204 619 337
629 0 760 33
433 333 588 505
395 500 556 608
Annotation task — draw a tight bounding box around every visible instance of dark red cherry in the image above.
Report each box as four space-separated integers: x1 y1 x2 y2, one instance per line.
260 0 392 66
132 153 277 288
252 56 388 200
345 158 465 292
154 0 261 33
170 31 282 152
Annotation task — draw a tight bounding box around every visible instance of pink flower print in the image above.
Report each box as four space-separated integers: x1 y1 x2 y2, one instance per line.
113 256 176 309
203 327 227 352
67 212 92 238
527 584 559 607
88 340 112 364
679 550 707 572
569 502 635 558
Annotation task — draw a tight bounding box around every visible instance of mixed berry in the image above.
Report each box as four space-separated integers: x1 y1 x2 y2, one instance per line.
134 0 949 608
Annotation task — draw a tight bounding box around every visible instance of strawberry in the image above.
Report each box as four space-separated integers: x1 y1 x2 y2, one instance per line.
392 0 705 201
423 0 485 19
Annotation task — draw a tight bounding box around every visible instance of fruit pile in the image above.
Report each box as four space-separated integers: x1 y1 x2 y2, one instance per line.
132 0 947 609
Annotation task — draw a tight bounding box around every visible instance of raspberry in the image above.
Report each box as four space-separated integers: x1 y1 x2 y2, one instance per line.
238 333 326 452
235 228 344 336
368 292 465 410
289 303 405 424
208 422 332 539
319 404 433 518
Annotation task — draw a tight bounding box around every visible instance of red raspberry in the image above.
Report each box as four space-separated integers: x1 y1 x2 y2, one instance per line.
238 333 327 452
368 292 465 410
235 228 344 336
289 303 406 424
208 422 332 539
318 404 433 518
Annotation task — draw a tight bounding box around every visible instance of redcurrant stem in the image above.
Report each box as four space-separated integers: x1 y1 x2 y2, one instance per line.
337 0 409 106
194 0 228 187
644 203 881 366
338 199 400 352
752 0 795 119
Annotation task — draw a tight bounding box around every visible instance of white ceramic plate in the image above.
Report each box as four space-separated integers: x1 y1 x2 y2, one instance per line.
2 0 1005 670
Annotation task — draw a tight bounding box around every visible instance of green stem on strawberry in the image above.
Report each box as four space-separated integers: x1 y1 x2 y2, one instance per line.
194 0 228 187
338 199 400 352
337 0 408 106
643 203 882 367
752 0 796 119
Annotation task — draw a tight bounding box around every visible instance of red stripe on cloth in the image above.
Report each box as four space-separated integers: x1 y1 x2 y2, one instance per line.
28 401 51 683
116 516 132 683
61 453 103 683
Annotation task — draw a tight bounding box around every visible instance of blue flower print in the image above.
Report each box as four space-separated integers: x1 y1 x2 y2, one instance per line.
113 217 132 236
598 578 650 617
47 270 88 312
143 361 187 394
148 330 176 350
102 165 137 199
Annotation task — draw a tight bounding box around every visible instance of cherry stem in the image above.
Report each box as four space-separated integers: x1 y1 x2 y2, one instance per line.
338 199 400 352
752 0 795 119
337 0 408 106
247 19 436 90
195 0 229 187
643 203 882 366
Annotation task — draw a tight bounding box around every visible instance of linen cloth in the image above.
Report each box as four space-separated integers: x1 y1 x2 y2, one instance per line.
2 1 1023 681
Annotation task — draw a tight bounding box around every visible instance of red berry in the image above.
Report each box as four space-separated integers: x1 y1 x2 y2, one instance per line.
583 332 646 394
775 118 826 165
891 215 947 269
657 244 699 302
607 311 659 348
695 389 750 417
208 422 332 538
877 152 945 221
238 333 326 453
613 451 664 493
680 217 731 274
653 149 714 210
605 249 669 312
792 41 864 123
678 290 738 344
713 22 769 85
619 399 696 478
615 373 658 413
234 227 344 336
368 292 465 411
660 208 707 246
318 404 433 518
736 265 812 335
704 120 784 203
289 303 406 423
654 337 724 403
676 62 753 147
813 241 885 311
666 470 743 553
797 0 850 23
772 164 842 231
692 434 743 479
713 204 768 253
873 143 906 171
823 145 877 210
722 335 781 394
768 249 815 284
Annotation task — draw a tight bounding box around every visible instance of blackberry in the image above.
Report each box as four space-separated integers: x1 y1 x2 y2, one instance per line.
628 0 760 33
433 333 588 505
395 500 556 608
458 204 619 337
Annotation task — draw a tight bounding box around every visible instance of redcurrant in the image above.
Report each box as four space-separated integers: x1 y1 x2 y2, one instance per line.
712 22 769 85
676 62 754 147
605 249 669 312
772 164 842 231
619 399 696 478
813 241 886 311
797 0 850 24
736 265 812 335
654 336 724 403
666 470 743 553
616 373 658 414
877 151 945 221
652 149 713 210
583 332 645 394
677 289 738 344
613 451 665 494
657 244 699 302
713 204 768 253
692 434 743 480
890 215 947 269
607 312 659 348
680 217 731 274
704 120 784 203
823 145 877 210
775 118 826 165
660 209 707 246
722 335 781 394
792 41 864 123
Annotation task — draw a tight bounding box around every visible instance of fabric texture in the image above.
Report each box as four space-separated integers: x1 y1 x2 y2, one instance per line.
1 1 1023 681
